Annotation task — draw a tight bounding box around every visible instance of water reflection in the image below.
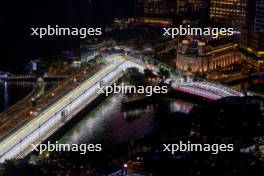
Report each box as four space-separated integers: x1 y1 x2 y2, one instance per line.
4 81 9 110
229 77 264 94
169 100 194 114
60 94 195 147
60 94 156 145
0 81 35 112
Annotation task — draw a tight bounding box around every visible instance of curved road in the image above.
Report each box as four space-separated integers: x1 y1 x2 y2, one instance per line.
0 55 144 162
0 54 243 162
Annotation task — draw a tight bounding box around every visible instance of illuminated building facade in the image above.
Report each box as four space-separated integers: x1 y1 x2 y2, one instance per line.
240 29 264 58
188 0 203 13
254 0 264 33
240 0 264 58
136 0 187 17
176 39 245 73
177 0 188 14
210 0 247 28
113 17 173 27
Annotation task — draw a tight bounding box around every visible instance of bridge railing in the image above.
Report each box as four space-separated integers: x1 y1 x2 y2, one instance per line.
0 62 105 144
0 58 132 158
175 81 243 98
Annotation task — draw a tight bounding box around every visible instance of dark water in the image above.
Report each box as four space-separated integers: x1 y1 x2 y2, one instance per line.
59 94 194 146
229 77 264 95
59 77 264 147
0 81 34 112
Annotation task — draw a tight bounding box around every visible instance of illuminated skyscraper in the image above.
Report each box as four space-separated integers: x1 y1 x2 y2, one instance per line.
254 0 264 33
177 0 188 14
210 0 247 28
136 0 188 17
188 0 203 13
240 0 264 58
201 0 211 19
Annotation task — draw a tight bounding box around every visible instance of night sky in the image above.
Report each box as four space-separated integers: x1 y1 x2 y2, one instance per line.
0 0 134 72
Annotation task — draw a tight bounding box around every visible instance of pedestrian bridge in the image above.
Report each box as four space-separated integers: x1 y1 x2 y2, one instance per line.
174 82 243 100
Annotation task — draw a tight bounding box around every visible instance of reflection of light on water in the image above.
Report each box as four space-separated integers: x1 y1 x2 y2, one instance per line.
100 95 121 117
110 96 118 104
123 109 144 119
4 81 9 111
67 95 122 144
0 81 35 112
122 103 155 119
61 93 157 145
70 131 80 143
170 100 194 114
68 116 102 144
145 105 154 113
85 116 99 131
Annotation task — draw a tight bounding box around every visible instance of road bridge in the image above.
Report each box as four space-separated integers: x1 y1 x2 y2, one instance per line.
0 55 144 162
0 54 244 162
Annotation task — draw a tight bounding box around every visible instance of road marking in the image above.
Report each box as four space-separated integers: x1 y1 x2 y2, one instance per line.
0 56 126 154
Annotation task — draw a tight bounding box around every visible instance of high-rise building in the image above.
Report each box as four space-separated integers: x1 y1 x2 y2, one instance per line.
136 0 166 16
136 0 188 17
188 0 203 13
210 0 247 28
246 0 257 30
177 0 188 14
254 0 264 33
240 0 264 58
245 0 264 32
201 0 211 12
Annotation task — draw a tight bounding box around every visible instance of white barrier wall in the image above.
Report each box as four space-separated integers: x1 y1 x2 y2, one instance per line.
0 57 144 162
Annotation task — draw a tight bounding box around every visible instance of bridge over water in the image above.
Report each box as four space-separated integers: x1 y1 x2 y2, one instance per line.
0 54 244 162
173 82 243 101
0 74 67 82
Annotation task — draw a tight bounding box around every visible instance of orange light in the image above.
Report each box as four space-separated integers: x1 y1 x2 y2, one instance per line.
198 41 205 46
247 48 253 52
182 40 189 44
257 51 264 55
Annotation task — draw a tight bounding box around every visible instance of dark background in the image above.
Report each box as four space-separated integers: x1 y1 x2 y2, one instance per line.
0 0 134 72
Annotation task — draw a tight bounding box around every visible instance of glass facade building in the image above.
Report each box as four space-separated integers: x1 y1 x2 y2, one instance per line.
210 0 247 28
